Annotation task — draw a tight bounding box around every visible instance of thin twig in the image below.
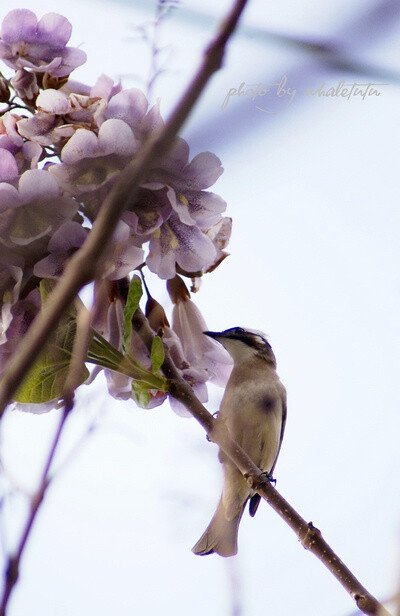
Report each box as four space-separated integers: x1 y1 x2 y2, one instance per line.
0 0 249 418
131 307 391 616
147 1 179 98
0 406 70 616
62 303 93 411
0 305 95 613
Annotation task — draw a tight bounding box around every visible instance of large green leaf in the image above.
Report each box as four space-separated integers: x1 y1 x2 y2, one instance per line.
14 281 89 404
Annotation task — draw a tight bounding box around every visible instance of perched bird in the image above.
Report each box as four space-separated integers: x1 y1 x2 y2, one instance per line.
192 327 287 557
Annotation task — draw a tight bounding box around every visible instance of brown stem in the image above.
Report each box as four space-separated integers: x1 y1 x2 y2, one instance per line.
62 304 93 410
131 307 391 616
0 0 249 418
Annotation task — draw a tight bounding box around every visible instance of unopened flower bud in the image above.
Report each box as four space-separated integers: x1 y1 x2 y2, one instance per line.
11 69 39 101
0 77 10 103
42 72 70 91
146 296 170 331
166 275 190 304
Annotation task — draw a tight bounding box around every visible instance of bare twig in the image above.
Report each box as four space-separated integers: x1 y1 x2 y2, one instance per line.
0 305 95 613
131 307 391 616
147 1 180 98
0 406 70 616
62 304 93 411
0 0 249 418
132 0 180 98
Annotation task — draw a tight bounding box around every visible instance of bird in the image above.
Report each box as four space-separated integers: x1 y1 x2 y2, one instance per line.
192 327 287 557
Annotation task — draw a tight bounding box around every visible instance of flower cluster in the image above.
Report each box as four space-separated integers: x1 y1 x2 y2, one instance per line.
0 9 232 411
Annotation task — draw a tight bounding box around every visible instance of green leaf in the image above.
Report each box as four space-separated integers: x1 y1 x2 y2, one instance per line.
14 281 89 404
150 336 165 373
87 332 168 391
39 278 55 302
87 330 126 373
131 380 151 409
122 277 143 352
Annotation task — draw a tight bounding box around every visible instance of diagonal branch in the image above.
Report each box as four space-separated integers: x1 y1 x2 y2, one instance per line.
131 307 391 616
0 0 249 418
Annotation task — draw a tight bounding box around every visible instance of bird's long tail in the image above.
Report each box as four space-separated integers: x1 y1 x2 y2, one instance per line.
192 498 245 557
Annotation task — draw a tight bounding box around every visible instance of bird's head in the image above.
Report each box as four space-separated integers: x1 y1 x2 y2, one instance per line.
204 327 276 366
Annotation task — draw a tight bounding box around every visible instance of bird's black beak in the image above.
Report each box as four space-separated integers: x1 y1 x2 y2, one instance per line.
203 330 221 340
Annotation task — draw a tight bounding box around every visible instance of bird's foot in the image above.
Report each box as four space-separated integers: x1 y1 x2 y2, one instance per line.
261 471 276 486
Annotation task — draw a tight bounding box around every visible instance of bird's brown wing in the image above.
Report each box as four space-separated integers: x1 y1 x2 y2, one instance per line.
249 385 287 517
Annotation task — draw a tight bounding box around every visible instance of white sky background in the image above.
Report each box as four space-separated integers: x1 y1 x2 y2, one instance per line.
1 0 400 615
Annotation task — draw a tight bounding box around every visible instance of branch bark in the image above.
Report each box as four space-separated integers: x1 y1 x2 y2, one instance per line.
0 0 249 417
132 307 391 616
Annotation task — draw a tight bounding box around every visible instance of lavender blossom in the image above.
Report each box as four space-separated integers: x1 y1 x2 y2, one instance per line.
0 112 42 173
18 88 109 145
0 9 86 77
10 68 39 100
101 221 144 280
41 86 229 281
0 288 40 377
0 7 233 412
0 112 24 150
0 252 24 344
0 169 78 247
104 88 163 142
144 292 209 416
167 275 232 386
89 74 122 102
0 148 18 181
121 185 172 236
148 137 226 228
48 119 137 199
147 213 217 280
143 138 230 278
33 221 88 278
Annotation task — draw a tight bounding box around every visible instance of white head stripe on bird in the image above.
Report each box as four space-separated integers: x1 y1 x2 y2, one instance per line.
204 327 272 350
